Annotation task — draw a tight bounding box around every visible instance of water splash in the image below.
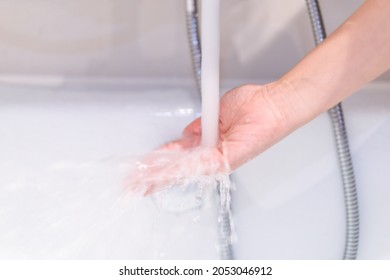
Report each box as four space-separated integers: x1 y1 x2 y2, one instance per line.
216 174 235 259
148 172 236 258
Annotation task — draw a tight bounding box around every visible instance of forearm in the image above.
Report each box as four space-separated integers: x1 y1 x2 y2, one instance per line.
272 0 390 128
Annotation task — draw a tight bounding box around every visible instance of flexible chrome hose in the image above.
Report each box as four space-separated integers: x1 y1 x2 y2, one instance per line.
305 0 360 260
185 0 202 98
185 0 234 260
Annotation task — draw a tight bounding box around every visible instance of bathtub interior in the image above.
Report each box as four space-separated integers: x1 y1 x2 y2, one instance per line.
1 0 390 260
0 81 222 259
0 80 389 260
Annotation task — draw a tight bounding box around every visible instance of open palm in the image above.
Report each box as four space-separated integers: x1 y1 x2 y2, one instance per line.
128 84 288 195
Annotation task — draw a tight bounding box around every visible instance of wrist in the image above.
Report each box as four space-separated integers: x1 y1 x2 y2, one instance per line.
264 79 314 132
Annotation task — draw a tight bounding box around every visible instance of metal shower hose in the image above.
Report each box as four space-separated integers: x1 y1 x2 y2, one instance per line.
305 0 360 260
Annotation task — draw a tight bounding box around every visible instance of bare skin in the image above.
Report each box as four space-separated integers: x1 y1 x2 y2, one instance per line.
128 0 390 195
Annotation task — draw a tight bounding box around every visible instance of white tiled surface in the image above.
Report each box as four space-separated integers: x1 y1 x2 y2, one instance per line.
0 0 374 81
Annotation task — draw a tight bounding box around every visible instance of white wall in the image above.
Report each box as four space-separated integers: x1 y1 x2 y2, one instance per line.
1 0 378 82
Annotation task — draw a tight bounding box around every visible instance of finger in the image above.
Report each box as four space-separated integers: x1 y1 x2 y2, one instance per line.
160 139 186 151
183 117 201 138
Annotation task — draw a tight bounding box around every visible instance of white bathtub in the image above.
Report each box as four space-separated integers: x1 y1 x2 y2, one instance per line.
0 79 389 259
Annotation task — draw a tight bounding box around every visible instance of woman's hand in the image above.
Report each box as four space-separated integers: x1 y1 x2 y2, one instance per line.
127 83 293 195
